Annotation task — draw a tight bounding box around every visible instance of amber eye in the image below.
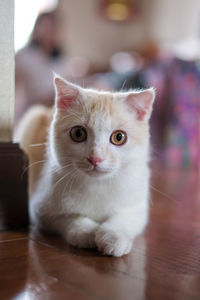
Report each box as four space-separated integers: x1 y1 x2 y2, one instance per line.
70 126 87 143
110 130 127 146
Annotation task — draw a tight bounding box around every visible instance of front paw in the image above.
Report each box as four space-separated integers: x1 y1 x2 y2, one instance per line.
65 219 98 249
95 228 133 257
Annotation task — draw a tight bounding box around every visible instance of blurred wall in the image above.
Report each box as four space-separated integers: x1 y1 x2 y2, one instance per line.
57 0 200 68
147 0 200 43
0 0 14 141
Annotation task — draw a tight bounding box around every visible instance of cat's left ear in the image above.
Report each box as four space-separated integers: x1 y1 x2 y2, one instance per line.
54 74 79 112
125 88 155 121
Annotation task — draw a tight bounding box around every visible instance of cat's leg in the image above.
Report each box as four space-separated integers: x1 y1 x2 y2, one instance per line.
95 212 148 257
63 215 99 249
34 208 99 249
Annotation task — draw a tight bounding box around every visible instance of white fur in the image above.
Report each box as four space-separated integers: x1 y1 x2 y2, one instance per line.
30 76 155 257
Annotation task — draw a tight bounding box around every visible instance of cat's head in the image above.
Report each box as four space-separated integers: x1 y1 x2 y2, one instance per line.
50 75 155 180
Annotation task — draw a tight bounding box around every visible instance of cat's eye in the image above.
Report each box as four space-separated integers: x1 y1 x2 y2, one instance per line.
70 126 87 143
110 130 127 146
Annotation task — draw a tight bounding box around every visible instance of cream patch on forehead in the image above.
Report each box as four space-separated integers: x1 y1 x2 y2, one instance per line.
82 93 125 128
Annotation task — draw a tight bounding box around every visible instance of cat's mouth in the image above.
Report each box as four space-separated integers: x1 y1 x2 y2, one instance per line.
75 161 113 178
85 167 109 177
78 165 110 178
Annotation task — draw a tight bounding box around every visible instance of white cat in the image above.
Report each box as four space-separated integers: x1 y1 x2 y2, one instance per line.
29 74 155 257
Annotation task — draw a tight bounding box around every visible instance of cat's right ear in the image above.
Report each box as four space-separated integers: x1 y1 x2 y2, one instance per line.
54 75 79 112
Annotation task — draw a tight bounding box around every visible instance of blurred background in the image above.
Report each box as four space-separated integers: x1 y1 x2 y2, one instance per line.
15 0 200 169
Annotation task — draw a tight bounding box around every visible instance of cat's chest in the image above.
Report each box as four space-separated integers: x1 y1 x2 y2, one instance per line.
58 181 131 222
49 168 148 222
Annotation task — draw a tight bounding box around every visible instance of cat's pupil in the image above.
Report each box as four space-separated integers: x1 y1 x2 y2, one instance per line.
116 133 122 141
76 129 82 138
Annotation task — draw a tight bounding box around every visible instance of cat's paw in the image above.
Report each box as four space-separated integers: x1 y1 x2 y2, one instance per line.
65 218 98 249
66 228 96 248
95 227 133 257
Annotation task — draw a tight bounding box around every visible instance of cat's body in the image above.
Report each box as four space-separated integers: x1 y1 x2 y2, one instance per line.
17 75 155 257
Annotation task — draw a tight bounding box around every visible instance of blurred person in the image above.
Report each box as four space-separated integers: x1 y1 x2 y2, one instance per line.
15 11 68 126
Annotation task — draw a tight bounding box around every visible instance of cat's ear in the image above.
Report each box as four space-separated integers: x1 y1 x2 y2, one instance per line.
54 74 79 111
125 88 155 121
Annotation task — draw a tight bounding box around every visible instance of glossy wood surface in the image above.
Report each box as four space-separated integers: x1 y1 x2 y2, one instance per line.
0 168 200 300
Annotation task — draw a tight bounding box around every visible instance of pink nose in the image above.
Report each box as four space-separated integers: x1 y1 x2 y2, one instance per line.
87 156 103 167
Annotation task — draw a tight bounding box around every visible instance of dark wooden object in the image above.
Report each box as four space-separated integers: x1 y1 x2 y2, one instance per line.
0 142 29 230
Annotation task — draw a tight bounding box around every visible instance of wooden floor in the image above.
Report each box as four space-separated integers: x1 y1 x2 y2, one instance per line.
0 168 200 300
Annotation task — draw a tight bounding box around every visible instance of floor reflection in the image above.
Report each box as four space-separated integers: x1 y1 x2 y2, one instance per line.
0 239 29 300
18 235 147 300
145 169 200 299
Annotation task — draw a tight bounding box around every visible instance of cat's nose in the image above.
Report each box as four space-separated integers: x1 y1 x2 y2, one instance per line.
87 156 103 167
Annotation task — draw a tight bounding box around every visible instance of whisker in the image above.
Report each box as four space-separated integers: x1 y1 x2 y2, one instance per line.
61 169 79 204
22 159 48 175
52 168 74 192
121 79 127 90
150 185 172 201
21 159 48 180
29 143 47 147
61 114 75 121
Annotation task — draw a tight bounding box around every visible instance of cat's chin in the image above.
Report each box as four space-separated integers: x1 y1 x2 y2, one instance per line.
83 168 112 179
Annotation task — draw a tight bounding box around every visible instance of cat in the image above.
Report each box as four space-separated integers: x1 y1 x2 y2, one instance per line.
17 74 155 257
